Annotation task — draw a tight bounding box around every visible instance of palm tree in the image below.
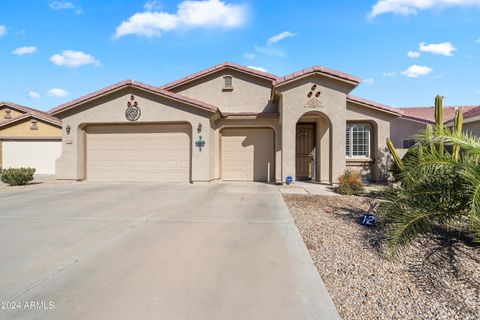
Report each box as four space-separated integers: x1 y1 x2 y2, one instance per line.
380 96 479 256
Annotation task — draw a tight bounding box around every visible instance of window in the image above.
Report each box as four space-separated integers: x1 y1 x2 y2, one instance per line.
223 75 233 90
346 124 371 158
403 139 416 148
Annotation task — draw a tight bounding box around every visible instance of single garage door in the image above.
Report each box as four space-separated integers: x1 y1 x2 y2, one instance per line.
2 140 62 174
86 124 191 182
221 128 274 182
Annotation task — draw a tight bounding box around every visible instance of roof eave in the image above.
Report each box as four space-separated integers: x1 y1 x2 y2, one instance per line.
50 82 218 116
161 63 277 91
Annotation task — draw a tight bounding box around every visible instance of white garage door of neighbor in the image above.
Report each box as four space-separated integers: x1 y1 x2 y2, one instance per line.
86 124 191 182
222 128 274 182
2 140 62 175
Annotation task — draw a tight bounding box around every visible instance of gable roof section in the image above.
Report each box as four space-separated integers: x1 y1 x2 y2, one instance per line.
274 66 361 87
347 95 404 116
400 105 480 124
0 101 38 114
160 62 278 90
0 112 61 128
49 80 219 116
0 102 61 127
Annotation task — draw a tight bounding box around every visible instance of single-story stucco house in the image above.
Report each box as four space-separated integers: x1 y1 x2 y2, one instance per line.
0 102 62 174
47 62 480 184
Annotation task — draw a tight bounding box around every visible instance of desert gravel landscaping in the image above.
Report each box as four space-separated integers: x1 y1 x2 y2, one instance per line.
283 193 480 320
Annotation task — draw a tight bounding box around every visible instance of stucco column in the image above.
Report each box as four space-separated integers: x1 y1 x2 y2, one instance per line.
281 117 296 183
191 119 211 182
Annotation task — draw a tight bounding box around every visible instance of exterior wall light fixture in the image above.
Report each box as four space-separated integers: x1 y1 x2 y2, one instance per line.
65 125 71 135
197 123 203 133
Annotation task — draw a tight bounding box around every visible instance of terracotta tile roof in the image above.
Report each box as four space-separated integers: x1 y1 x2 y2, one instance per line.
347 95 403 115
160 62 278 90
0 101 62 126
399 105 480 124
461 106 480 120
48 80 219 116
274 66 361 86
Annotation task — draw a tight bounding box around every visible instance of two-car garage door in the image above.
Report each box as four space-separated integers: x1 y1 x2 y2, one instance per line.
86 125 274 182
86 124 190 182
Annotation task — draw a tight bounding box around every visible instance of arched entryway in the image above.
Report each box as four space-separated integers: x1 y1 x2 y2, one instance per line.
295 111 332 183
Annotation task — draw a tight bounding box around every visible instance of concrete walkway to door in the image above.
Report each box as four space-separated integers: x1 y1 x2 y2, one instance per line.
0 182 340 320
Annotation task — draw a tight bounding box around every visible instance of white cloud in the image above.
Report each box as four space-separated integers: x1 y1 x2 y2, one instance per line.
475 38 480 43
144 1 163 11
115 0 247 38
254 45 285 57
47 88 69 98
50 50 101 68
419 41 456 56
243 52 255 60
363 78 375 85
12 46 37 56
247 66 268 72
266 31 296 46
369 0 480 18
28 91 41 99
0 25 6 36
407 50 420 58
401 65 432 78
49 1 82 13
382 71 397 77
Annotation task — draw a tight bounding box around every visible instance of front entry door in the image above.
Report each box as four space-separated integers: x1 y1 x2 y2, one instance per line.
296 123 316 180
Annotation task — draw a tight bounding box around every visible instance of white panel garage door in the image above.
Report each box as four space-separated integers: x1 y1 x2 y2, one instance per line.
2 140 61 174
86 124 191 182
221 128 274 182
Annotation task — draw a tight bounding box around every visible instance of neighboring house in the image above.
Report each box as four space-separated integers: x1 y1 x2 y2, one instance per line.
391 105 480 156
47 62 475 184
0 102 62 174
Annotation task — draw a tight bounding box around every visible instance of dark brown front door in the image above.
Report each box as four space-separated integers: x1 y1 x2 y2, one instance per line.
296 123 316 180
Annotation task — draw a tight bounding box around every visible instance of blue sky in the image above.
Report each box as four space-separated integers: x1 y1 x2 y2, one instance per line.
0 0 479 111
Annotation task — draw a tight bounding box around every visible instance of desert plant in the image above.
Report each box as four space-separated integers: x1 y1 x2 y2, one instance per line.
380 96 479 256
336 169 364 195
1 167 36 186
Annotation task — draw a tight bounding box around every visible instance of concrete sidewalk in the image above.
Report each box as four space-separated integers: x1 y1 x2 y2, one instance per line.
0 182 339 320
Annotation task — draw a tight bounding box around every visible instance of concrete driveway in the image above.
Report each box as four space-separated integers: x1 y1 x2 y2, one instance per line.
0 182 339 320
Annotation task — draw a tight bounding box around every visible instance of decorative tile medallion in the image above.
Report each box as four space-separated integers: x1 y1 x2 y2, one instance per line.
305 98 323 109
125 95 141 121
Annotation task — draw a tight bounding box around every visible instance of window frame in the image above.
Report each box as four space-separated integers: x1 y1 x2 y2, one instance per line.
345 123 371 159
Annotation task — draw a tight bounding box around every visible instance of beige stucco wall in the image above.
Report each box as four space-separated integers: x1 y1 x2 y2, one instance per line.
0 106 25 120
171 69 276 114
346 102 398 181
55 87 216 181
277 75 355 184
0 118 61 137
463 119 480 137
390 118 427 148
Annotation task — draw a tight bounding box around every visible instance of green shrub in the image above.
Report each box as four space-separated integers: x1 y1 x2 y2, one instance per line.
1 167 36 186
336 169 364 195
